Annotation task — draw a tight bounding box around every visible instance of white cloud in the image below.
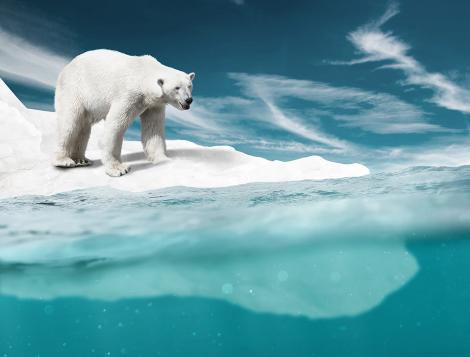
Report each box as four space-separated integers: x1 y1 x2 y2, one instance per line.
166 104 222 132
334 97 455 134
260 98 349 149
336 2 470 114
406 144 470 167
165 95 258 140
230 72 450 135
227 73 356 150
0 0 73 91
370 137 470 170
0 27 70 89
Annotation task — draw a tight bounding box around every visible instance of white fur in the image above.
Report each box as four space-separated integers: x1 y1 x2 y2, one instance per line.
53 49 195 176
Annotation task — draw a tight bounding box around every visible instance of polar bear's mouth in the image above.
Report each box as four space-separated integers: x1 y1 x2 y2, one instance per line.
180 102 191 110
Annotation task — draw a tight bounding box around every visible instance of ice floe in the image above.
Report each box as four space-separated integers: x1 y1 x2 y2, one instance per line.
0 79 369 198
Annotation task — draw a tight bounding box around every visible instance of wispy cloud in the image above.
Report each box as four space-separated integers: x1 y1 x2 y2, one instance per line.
230 73 350 149
368 135 470 170
0 27 70 89
333 97 455 134
0 3 72 89
166 104 222 132
230 72 450 135
165 95 258 140
260 98 349 149
334 2 470 114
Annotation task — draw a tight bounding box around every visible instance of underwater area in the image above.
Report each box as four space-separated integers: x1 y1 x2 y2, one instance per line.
1 165 470 356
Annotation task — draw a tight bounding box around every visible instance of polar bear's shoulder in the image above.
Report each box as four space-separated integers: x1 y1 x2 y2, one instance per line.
75 50 166 74
72 49 133 65
78 50 161 63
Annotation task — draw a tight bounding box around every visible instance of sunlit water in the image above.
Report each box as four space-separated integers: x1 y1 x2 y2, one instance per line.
1 166 470 356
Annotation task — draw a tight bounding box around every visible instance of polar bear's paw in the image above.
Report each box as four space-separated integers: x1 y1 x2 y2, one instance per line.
151 154 170 164
54 156 78 168
74 157 93 167
145 150 170 164
105 163 131 177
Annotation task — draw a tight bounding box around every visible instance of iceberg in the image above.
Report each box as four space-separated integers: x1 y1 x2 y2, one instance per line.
0 186 425 319
0 237 417 319
0 79 369 199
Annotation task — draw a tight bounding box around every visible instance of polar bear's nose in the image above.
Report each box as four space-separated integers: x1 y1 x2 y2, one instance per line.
185 97 193 105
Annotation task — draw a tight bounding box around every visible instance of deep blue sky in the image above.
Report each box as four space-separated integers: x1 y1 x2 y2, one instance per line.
1 0 469 168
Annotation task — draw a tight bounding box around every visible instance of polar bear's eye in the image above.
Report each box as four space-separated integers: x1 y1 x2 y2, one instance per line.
175 86 180 90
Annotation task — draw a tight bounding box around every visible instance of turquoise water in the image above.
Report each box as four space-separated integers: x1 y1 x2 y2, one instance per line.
1 166 470 356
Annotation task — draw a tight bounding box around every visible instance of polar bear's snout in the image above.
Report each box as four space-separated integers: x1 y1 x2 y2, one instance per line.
182 97 193 110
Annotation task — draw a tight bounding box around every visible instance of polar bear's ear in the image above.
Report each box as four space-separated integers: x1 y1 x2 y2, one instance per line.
189 72 195 81
157 78 164 87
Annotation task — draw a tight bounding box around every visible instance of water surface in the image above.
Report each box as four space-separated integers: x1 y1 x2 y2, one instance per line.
1 166 470 356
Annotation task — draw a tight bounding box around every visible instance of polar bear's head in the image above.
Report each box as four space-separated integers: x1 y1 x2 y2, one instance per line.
158 71 195 110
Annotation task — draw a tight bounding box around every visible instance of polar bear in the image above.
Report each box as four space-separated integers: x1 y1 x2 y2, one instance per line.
53 49 195 176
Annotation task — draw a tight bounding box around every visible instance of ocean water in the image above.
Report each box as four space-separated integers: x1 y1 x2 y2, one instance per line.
1 165 470 356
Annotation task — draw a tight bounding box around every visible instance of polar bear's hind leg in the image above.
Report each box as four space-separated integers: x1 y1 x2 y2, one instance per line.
71 119 93 166
101 105 133 177
54 106 90 168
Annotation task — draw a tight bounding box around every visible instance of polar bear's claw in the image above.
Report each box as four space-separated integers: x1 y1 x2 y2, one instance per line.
74 158 93 167
105 163 131 177
54 156 93 168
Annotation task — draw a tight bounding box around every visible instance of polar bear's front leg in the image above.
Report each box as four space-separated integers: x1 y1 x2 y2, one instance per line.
102 107 132 177
140 107 169 164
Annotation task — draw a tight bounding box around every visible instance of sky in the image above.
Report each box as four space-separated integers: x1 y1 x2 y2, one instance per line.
1 0 470 170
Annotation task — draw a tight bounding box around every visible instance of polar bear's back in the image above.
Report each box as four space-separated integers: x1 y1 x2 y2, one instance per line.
55 49 154 116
